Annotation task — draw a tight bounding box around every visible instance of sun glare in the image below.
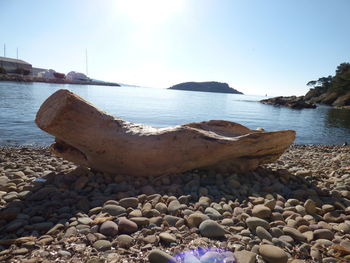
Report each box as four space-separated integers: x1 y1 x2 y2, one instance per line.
114 0 185 25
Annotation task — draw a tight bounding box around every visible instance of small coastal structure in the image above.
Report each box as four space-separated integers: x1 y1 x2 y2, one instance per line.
37 69 56 79
31 67 47 76
0 56 32 74
66 71 90 82
53 72 65 79
33 68 65 79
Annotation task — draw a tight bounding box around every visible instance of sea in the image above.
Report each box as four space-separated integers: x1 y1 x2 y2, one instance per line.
0 81 349 146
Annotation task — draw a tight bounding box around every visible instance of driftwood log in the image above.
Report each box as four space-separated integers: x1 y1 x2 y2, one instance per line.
35 89 296 176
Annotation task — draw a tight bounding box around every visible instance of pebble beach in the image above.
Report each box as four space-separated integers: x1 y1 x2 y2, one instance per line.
1 145 350 263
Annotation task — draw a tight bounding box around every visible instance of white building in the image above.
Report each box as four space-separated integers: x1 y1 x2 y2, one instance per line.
66 71 90 81
37 69 57 79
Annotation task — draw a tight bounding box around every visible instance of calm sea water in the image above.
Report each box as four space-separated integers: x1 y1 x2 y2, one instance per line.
0 81 350 146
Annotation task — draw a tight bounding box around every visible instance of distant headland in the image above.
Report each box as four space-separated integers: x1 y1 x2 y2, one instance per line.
0 56 120 86
261 62 350 109
168 81 243 94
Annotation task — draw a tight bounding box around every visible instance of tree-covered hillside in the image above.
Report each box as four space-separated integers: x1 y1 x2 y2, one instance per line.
305 63 350 106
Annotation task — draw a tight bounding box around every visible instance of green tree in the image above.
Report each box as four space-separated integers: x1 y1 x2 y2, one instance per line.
306 62 350 97
335 63 350 75
306 80 317 87
332 63 350 94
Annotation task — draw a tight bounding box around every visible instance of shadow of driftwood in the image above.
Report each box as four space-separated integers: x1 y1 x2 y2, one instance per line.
0 146 349 262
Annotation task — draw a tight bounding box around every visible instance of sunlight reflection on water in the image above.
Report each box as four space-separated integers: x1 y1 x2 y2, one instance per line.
1 82 350 145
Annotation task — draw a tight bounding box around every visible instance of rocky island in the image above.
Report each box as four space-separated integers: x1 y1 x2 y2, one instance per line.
169 81 243 94
261 62 350 109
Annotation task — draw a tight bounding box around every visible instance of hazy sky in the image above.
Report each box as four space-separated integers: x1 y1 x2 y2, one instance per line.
1 0 349 95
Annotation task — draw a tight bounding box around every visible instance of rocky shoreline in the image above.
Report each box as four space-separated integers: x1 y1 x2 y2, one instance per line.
260 96 317 110
1 145 350 262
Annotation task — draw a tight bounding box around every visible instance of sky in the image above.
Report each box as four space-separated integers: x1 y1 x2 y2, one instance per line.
1 0 350 96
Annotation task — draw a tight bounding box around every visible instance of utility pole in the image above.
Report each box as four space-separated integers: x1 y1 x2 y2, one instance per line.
85 48 88 76
3 44 6 57
16 48 18 59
